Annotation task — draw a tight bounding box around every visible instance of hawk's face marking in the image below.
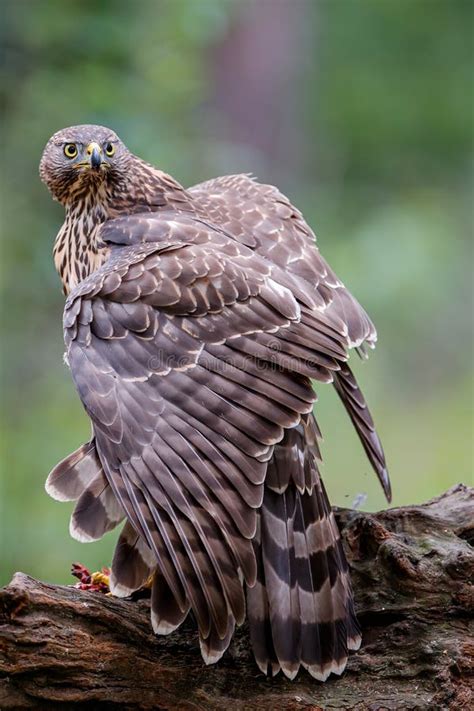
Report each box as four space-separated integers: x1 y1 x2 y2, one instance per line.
41 123 193 295
39 124 131 204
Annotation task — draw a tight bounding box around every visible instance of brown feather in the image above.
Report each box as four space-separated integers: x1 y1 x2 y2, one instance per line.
45 439 101 502
42 125 389 679
247 416 361 681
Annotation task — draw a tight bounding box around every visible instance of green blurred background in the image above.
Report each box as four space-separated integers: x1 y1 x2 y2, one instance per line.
1 0 472 587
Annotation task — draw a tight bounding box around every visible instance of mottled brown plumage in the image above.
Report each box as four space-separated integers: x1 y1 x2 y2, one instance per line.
41 124 390 681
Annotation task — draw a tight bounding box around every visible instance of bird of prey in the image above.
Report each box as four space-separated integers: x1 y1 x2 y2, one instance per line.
40 124 390 681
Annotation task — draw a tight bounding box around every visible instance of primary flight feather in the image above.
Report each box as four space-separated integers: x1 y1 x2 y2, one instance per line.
40 124 390 681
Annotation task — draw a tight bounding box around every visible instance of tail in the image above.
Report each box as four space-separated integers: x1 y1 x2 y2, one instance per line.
46 439 125 540
246 414 361 681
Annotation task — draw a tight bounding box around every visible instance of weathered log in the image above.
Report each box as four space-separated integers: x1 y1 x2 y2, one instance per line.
0 485 472 710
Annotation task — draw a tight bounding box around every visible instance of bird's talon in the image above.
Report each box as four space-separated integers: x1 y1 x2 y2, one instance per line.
91 570 110 588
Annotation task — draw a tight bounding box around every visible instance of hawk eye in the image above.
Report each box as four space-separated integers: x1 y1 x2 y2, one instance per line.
64 143 78 159
104 142 115 157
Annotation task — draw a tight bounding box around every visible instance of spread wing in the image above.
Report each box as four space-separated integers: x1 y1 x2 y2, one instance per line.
60 197 390 672
64 220 332 649
190 174 377 351
99 204 390 500
190 176 390 498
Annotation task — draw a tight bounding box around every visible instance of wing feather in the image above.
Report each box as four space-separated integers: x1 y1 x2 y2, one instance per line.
64 224 317 657
57 201 388 673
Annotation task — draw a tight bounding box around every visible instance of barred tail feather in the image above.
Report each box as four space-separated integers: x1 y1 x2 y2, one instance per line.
246 415 361 681
45 439 101 502
46 438 126 542
70 470 125 542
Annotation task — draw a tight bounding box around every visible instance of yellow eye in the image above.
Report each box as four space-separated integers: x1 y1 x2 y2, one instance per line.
64 143 78 159
104 142 115 157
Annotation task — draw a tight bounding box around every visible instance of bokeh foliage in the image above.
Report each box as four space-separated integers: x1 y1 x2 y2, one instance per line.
1 0 472 586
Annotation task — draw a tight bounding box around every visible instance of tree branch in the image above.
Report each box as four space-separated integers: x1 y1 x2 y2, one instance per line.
1 485 473 710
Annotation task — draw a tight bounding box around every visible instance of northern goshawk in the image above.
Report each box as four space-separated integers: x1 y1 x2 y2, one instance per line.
40 124 390 681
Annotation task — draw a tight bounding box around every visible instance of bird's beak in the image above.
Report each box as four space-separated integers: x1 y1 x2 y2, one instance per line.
86 142 102 169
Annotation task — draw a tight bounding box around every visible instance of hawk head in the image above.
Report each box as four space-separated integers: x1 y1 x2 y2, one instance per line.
39 124 132 204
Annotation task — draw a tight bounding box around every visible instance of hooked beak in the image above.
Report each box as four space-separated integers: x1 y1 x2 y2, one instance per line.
86 142 102 169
